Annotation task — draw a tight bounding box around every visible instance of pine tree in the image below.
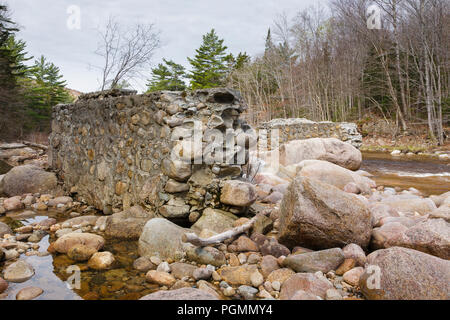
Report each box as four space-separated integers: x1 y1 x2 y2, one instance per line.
147 59 186 92
264 28 275 55
24 55 72 131
187 29 229 89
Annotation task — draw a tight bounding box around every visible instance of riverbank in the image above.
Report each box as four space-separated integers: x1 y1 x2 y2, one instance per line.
1 138 449 301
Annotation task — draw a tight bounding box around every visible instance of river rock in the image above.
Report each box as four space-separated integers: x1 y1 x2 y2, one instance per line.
359 247 450 300
191 208 237 234
283 248 345 273
159 198 190 219
3 196 24 211
53 232 105 254
186 246 226 267
342 243 366 267
343 267 364 286
291 290 322 300
277 138 362 171
0 165 58 197
253 173 290 188
279 273 333 300
237 285 258 300
193 267 213 281
133 257 156 272
371 218 450 259
88 252 115 270
430 191 450 207
47 196 73 207
259 237 290 258
279 176 372 250
161 158 192 182
233 235 259 252
67 244 98 261
170 262 197 279
140 287 218 300
297 160 375 194
220 180 257 207
105 206 155 240
383 198 436 215
267 268 295 284
429 205 450 222
260 255 280 278
16 286 43 300
145 270 176 287
3 260 35 283
138 218 193 261
218 264 258 286
369 203 400 227
165 179 190 193
0 222 13 238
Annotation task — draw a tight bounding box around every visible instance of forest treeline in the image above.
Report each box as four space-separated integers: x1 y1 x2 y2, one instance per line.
148 0 449 144
0 4 73 140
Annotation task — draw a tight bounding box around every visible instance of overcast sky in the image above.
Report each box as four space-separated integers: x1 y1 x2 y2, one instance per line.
8 0 322 93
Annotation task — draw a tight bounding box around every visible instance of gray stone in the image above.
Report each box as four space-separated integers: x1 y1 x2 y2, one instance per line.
279 176 372 250
3 260 35 283
186 246 226 267
138 218 193 261
237 285 258 300
0 165 58 197
191 208 237 234
360 247 450 300
283 248 345 273
105 206 155 240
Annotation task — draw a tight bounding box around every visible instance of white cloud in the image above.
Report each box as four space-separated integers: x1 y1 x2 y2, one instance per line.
8 0 321 93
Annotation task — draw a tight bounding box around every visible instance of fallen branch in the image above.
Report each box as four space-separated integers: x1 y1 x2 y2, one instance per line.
182 216 258 247
22 141 48 151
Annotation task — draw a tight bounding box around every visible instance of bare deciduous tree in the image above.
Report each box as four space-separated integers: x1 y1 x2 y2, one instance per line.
94 16 161 91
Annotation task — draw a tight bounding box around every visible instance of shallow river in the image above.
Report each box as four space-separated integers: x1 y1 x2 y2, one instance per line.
361 152 450 196
1 152 449 300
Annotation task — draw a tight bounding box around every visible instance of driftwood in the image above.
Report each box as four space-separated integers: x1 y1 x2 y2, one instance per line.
22 141 48 151
182 216 258 247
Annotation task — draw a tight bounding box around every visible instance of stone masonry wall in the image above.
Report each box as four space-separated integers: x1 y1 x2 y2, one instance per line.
258 118 362 149
49 88 254 217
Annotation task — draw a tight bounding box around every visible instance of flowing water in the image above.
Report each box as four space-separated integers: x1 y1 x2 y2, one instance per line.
1 152 449 300
361 152 450 196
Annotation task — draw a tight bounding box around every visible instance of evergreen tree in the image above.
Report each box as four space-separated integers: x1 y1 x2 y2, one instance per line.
24 55 72 131
264 28 275 55
187 29 229 89
147 59 186 92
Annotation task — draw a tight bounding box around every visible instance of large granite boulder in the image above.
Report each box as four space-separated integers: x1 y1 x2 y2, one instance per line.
360 247 450 300
278 176 372 250
105 205 155 240
0 165 58 197
371 218 450 259
296 160 375 194
138 218 193 261
278 138 362 171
